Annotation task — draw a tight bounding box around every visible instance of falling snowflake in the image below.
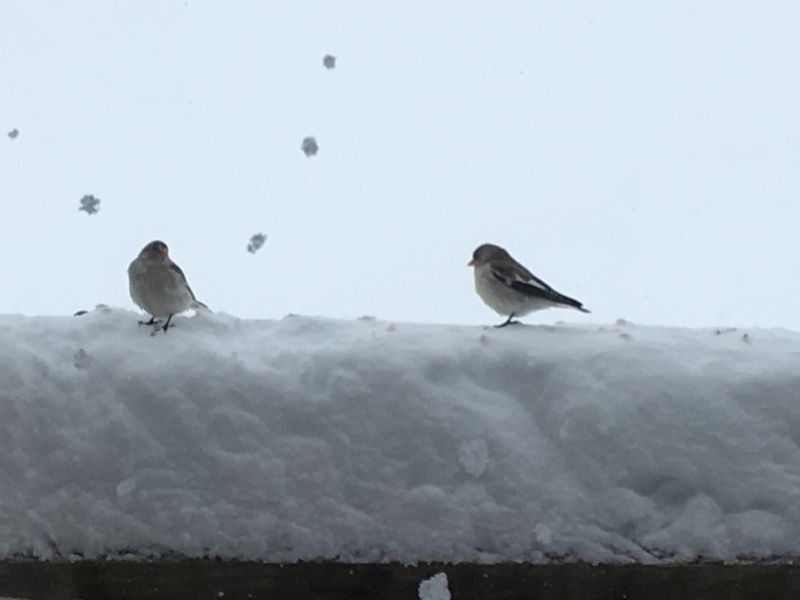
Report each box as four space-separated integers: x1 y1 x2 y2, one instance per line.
247 233 267 254
301 136 318 157
79 194 100 215
8 129 19 140
323 54 336 69
78 194 100 215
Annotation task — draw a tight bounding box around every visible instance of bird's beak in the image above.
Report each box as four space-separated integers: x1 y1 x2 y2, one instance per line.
467 259 475 267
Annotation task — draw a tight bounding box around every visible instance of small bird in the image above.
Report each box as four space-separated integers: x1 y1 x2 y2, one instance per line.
128 241 207 333
468 243 589 327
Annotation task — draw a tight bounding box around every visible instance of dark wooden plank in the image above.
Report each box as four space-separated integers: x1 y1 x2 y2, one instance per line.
2 561 800 600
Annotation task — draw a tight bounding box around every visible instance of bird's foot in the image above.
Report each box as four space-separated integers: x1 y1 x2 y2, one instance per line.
138 317 162 327
495 314 521 328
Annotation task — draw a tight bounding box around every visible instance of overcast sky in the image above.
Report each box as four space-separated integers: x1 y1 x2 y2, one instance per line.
1 1 799 329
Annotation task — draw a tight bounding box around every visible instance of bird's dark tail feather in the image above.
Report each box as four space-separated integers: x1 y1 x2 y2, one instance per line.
508 280 590 314
555 293 590 313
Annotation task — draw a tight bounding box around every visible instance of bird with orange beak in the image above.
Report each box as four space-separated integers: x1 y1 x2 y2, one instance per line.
468 243 589 327
127 240 207 333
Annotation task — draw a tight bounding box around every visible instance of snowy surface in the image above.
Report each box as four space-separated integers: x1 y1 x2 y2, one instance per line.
2 310 800 564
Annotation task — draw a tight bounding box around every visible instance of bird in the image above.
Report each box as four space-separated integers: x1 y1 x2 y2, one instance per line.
468 243 589 327
128 240 207 333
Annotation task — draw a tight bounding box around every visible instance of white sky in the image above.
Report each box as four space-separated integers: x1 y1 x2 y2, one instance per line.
1 1 799 328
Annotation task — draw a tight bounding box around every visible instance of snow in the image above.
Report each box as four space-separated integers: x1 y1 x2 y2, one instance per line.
300 136 318 157
418 573 450 600
78 194 100 215
2 310 800 564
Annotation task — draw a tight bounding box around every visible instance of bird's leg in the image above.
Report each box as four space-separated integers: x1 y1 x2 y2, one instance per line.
162 314 174 333
495 313 519 328
138 316 162 326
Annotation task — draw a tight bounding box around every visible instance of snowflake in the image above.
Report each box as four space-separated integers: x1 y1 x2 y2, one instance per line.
247 233 267 254
323 54 336 69
301 136 318 157
79 194 100 215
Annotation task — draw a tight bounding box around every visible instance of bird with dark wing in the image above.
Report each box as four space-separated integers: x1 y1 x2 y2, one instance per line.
469 243 589 327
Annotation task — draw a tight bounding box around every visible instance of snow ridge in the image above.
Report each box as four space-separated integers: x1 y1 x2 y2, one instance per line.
1 309 799 563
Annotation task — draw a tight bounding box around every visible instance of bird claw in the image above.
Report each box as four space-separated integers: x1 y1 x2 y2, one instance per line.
138 318 162 327
495 314 521 328
140 314 174 336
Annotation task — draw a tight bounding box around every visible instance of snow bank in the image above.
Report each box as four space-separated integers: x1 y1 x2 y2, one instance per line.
1 309 800 564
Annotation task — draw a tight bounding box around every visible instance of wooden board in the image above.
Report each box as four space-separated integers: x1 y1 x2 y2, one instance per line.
2 560 800 600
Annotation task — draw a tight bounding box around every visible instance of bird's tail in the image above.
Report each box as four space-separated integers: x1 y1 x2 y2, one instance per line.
192 300 211 311
550 291 590 314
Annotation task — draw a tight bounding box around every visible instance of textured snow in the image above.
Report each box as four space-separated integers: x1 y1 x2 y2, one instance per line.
418 572 450 600
1 310 800 563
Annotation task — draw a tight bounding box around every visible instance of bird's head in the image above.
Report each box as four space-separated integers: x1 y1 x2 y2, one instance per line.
139 240 169 260
468 243 508 267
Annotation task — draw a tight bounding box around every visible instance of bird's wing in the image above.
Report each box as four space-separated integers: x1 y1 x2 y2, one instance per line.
169 261 189 285
169 262 206 307
489 261 552 293
490 262 589 312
